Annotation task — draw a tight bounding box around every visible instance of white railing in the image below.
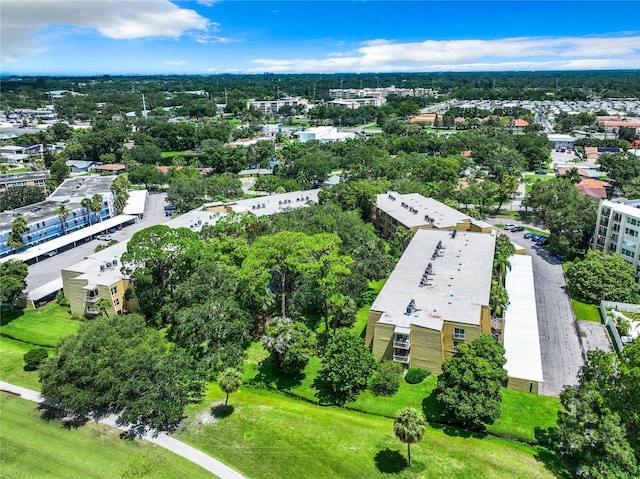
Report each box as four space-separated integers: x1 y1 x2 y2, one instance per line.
393 354 410 364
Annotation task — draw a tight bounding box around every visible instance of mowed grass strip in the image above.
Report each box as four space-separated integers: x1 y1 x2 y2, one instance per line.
176 385 557 479
0 393 219 479
243 342 560 443
572 299 601 322
0 304 81 347
0 337 44 390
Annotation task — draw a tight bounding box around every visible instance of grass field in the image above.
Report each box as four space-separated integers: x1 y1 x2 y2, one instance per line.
242 342 560 443
572 299 601 322
160 151 188 158
175 384 561 479
0 393 218 479
0 337 43 390
1 303 82 347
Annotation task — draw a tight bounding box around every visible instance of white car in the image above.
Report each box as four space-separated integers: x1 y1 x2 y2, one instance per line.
96 234 112 241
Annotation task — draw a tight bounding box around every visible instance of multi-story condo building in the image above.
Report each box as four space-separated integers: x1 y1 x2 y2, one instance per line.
0 171 50 193
327 98 384 109
372 192 492 239
594 198 640 278
365 229 495 374
247 97 309 115
0 176 116 258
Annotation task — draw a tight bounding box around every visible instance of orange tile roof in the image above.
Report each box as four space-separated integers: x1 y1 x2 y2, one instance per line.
514 119 529 127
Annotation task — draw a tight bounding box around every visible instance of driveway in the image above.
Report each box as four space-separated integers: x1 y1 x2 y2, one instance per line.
488 219 611 396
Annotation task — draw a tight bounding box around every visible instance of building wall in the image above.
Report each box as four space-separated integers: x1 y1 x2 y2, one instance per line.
62 269 88 316
365 310 382 349
409 325 444 374
62 268 131 317
594 201 640 280
507 376 540 394
371 322 395 361
441 321 483 362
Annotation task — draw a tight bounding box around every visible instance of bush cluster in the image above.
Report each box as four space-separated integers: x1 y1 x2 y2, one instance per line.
405 368 430 384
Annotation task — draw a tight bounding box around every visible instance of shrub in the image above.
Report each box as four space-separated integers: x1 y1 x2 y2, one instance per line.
405 368 430 384
23 347 48 371
56 289 70 307
369 361 403 397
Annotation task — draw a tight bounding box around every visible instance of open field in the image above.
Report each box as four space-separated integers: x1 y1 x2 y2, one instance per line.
0 303 82 347
175 384 561 479
0 337 43 390
161 150 188 158
0 393 218 479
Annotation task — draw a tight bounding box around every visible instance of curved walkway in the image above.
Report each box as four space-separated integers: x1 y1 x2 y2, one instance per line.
0 381 247 479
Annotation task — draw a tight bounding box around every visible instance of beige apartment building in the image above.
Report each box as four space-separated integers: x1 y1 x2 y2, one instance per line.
372 192 493 239
365 229 496 374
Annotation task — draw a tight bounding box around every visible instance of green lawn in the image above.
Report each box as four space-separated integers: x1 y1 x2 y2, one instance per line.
0 337 44 390
353 279 387 335
243 342 560 443
572 299 601 322
175 384 560 479
0 394 218 479
1 304 82 347
161 150 188 158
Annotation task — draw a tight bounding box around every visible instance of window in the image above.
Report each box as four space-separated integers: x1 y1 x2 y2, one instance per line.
453 328 465 340
625 228 639 238
114 298 120 307
110 286 118 296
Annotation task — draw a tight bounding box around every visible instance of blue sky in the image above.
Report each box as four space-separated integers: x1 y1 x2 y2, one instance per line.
2 1 639 75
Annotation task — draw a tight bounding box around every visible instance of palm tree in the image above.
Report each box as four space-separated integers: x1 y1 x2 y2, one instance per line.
55 204 71 235
218 368 242 405
90 194 103 223
81 197 92 225
493 234 515 284
394 407 426 467
7 216 27 252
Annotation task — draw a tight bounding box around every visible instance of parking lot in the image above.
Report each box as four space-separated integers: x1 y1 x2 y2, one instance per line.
25 193 168 292
489 219 612 396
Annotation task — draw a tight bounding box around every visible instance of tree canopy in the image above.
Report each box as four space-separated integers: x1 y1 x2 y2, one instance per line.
39 314 206 434
566 250 639 304
436 335 507 430
0 260 28 306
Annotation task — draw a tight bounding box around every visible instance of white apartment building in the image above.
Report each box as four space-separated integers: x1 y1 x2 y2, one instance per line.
247 97 309 115
594 198 640 278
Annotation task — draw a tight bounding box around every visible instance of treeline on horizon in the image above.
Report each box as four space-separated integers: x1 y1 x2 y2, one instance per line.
2 70 639 103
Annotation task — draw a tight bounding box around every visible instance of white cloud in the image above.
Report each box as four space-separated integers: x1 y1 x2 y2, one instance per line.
163 60 187 66
1 0 210 62
248 35 640 73
197 0 220 6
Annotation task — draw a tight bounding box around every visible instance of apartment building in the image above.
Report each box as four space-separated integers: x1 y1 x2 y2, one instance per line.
0 176 116 258
247 97 309 115
365 229 496 374
372 192 492 239
62 240 137 317
594 198 640 278
327 98 384 109
0 171 50 192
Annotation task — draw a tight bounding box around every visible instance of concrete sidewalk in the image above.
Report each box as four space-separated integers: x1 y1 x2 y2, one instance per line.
0 381 247 479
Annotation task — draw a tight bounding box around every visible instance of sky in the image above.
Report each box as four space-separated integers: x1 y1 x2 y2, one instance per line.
1 0 639 75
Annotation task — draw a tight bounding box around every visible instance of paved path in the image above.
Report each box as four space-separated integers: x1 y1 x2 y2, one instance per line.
0 381 247 479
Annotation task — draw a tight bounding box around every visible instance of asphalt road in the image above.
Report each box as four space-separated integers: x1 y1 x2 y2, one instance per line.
490 219 612 396
25 193 168 292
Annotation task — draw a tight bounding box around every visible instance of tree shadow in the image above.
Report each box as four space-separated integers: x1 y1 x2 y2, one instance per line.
421 389 446 423
211 403 235 419
374 448 407 473
251 356 305 390
37 403 88 429
0 305 24 326
311 375 347 406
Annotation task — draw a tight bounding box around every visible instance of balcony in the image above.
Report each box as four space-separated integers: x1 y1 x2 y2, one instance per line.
85 295 99 303
393 339 410 349
393 354 410 364
86 307 99 315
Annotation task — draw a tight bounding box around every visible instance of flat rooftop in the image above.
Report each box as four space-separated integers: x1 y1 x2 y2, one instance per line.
377 192 478 230
62 240 131 289
228 189 320 217
503 255 544 384
49 176 115 202
371 229 496 331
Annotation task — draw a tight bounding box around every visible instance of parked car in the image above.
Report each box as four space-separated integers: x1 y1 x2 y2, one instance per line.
530 235 540 242
511 226 524 232
536 237 549 245
535 170 547 175
503 223 516 230
523 232 534 239
44 250 58 257
96 234 112 241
